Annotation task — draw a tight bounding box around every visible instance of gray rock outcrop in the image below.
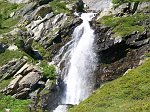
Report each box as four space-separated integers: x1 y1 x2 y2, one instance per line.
2 64 43 99
0 58 27 81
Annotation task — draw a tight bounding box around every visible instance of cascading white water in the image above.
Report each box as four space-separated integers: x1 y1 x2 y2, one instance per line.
53 13 97 112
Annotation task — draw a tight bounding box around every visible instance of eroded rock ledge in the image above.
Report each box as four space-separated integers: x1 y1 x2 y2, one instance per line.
94 25 149 86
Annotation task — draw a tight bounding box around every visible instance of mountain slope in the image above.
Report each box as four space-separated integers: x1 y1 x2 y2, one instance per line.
69 56 150 112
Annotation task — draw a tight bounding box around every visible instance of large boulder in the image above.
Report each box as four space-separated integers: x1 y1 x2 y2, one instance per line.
18 71 42 90
13 71 42 99
2 65 43 99
3 75 23 95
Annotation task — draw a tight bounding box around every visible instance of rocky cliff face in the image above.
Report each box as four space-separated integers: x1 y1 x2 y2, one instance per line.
0 0 149 111
93 0 150 85
95 26 149 86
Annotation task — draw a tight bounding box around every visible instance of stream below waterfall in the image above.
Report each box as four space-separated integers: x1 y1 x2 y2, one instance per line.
53 13 97 112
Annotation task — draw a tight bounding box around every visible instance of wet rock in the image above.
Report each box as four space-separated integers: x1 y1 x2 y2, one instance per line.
29 89 41 101
38 79 59 111
43 79 55 91
75 0 84 12
125 31 150 47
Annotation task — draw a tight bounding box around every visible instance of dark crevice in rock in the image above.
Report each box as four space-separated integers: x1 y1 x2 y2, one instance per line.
52 34 62 44
98 42 129 64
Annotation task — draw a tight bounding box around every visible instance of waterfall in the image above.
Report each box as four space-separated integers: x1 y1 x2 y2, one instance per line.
53 13 97 112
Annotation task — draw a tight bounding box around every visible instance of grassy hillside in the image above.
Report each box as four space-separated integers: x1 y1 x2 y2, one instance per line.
0 1 23 34
69 56 150 112
99 12 149 37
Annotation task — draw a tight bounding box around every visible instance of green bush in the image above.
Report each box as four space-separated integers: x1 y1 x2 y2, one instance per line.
40 61 57 80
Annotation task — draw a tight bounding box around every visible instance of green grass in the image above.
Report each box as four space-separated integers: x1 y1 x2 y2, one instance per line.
0 78 30 112
69 57 150 112
0 78 12 91
0 49 36 67
40 61 57 80
146 53 150 57
0 1 23 34
32 41 50 60
99 13 149 37
0 17 20 34
49 0 70 14
0 50 24 66
0 36 40 66
0 95 30 112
